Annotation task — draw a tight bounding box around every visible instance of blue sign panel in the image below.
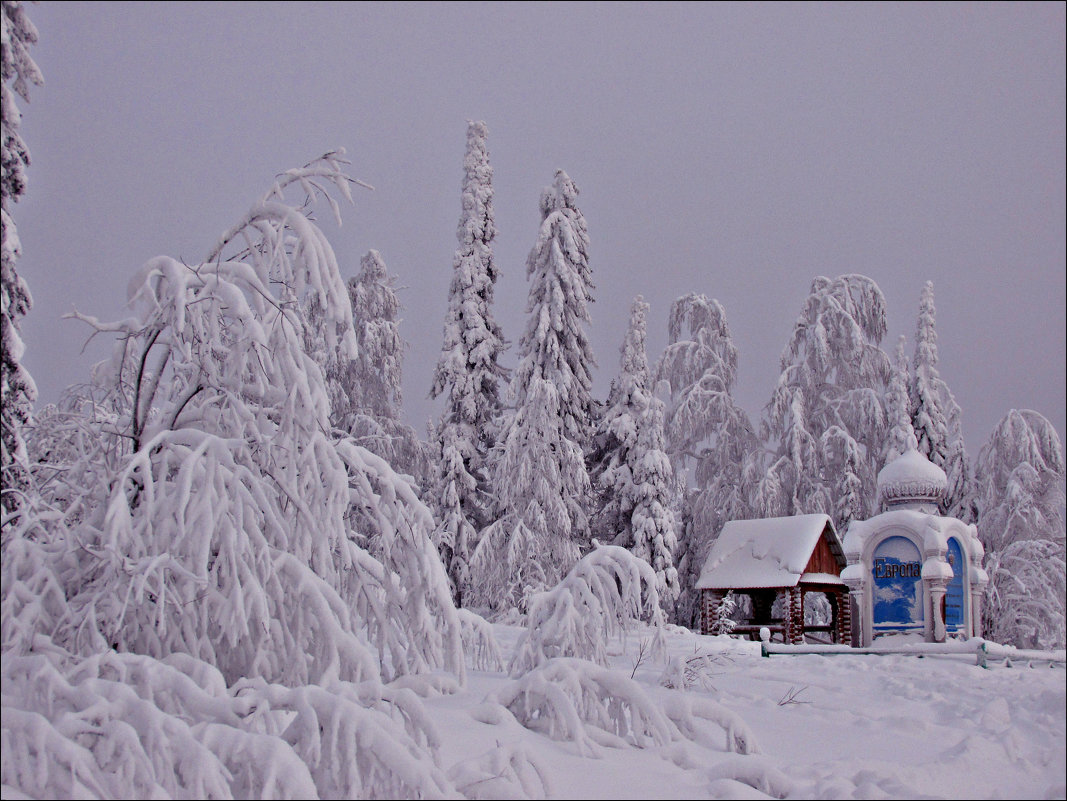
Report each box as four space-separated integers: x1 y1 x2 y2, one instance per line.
945 538 965 632
872 536 923 631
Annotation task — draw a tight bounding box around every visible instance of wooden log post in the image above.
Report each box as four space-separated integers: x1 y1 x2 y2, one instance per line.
702 590 724 635
785 586 804 644
836 588 852 646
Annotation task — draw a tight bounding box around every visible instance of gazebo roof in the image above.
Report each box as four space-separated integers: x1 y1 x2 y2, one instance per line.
696 513 843 590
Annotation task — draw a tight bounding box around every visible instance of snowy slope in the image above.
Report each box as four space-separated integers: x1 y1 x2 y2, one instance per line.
428 622 1066 800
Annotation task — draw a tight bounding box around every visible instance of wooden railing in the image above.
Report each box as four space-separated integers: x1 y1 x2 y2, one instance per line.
759 638 1067 669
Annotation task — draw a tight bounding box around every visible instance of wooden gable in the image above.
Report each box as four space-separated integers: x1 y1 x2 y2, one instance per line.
803 524 846 576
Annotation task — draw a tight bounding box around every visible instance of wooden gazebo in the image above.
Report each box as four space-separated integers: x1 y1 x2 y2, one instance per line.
696 513 851 645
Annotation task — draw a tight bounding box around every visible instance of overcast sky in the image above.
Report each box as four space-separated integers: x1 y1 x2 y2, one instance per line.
13 1 1066 456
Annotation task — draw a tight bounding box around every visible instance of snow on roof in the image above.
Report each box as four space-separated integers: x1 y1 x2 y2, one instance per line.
696 514 839 590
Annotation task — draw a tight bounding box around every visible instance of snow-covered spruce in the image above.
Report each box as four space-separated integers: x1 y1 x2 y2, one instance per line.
469 169 596 613
509 544 665 676
1 0 43 512
883 334 914 465
344 250 430 486
630 388 681 617
587 296 680 616
654 293 756 629
430 120 508 607
589 296 654 549
911 281 975 522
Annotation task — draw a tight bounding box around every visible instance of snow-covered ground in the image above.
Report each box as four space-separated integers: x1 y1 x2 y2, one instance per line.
431 623 1066 800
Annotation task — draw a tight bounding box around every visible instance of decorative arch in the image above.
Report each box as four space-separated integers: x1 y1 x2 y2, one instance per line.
857 525 929 644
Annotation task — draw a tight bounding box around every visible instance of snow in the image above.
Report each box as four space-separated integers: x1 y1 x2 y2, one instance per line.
696 514 839 590
425 621 1065 800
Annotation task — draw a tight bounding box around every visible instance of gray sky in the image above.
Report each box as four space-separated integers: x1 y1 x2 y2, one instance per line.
14 1 1066 456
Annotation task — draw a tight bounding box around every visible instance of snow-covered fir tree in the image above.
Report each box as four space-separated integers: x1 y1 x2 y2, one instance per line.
430 121 507 606
911 280 974 521
469 169 596 614
655 293 756 628
3 154 466 798
883 335 913 465
588 296 679 616
976 409 1066 649
0 0 42 511
630 388 681 616
753 275 890 533
331 249 429 488
588 296 654 549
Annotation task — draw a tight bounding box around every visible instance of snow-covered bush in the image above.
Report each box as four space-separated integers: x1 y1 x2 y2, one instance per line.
3 153 465 798
509 544 665 675
491 657 677 756
456 607 505 672
486 657 760 760
447 742 551 800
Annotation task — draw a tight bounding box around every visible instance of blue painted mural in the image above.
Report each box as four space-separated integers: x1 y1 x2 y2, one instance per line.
872 536 923 631
945 537 965 632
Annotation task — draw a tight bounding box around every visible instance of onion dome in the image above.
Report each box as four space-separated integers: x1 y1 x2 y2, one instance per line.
877 446 947 511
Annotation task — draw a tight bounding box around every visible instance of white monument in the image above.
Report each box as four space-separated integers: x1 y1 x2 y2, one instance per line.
841 442 988 646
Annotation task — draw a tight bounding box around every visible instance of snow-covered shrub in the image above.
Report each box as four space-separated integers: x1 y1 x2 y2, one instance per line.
509 543 665 675
658 692 759 755
1 648 455 800
715 590 738 635
658 647 724 693
3 153 464 798
491 657 677 756
447 742 551 800
487 657 760 761
456 607 505 672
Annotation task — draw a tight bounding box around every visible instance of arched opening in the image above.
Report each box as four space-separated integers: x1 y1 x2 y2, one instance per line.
803 590 833 644
870 535 924 640
945 537 967 634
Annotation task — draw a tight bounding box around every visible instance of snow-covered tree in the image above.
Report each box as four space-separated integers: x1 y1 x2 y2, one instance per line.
655 293 756 628
514 168 596 446
976 409 1066 649
588 296 653 549
754 275 890 532
509 544 664 675
329 249 429 487
1 0 42 512
3 153 467 798
883 335 913 464
630 392 681 615
911 280 974 521
469 169 596 614
430 120 507 606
